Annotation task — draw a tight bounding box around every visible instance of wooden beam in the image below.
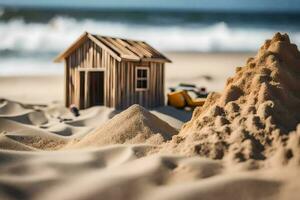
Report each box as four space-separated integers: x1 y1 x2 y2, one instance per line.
127 40 152 58
115 38 144 58
84 71 88 108
98 37 140 61
64 59 69 107
139 41 172 63
105 37 137 58
78 68 106 71
141 58 171 63
88 34 122 62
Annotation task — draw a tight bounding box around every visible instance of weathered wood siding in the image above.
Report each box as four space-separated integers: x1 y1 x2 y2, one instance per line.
115 61 165 109
64 38 118 108
64 38 165 110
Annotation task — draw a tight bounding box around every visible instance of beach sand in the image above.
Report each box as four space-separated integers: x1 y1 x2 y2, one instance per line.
0 44 299 200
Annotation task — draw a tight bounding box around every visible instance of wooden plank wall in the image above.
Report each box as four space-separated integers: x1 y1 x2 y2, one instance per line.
115 61 165 109
65 39 117 108
64 38 165 109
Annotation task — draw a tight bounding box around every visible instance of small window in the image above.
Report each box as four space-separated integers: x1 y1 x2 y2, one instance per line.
136 67 149 91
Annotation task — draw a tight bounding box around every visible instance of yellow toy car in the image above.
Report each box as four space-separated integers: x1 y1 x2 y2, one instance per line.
167 90 206 109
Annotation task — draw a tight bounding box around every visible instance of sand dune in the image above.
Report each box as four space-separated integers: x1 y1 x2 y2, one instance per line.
0 147 298 200
64 106 116 127
68 105 178 148
0 35 299 200
0 99 181 152
0 118 67 150
163 33 300 168
0 134 37 151
0 99 32 116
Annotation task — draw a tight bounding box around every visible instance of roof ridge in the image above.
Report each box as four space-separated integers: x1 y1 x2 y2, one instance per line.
90 33 146 44
54 32 171 63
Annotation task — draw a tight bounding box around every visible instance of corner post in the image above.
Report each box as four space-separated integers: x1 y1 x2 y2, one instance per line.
64 59 69 107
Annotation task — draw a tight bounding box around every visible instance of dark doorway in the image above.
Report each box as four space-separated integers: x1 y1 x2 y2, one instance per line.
88 71 104 106
79 70 105 109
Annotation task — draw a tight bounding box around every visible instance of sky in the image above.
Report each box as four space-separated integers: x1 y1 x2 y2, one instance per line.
0 0 300 12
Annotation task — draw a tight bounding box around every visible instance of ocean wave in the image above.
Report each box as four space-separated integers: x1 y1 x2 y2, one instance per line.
0 16 300 54
1 15 300 75
0 8 4 17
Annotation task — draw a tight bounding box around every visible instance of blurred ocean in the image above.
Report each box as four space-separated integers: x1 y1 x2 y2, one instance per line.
0 7 300 75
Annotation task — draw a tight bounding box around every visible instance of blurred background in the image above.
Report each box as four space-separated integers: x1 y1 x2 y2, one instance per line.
0 0 299 75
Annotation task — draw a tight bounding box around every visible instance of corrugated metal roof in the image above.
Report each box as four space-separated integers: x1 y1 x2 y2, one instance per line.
54 32 171 63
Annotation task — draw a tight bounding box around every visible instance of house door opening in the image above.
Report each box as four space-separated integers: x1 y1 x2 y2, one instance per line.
79 70 105 108
89 71 104 106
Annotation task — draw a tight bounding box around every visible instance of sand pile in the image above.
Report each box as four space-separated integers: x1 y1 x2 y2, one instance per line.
165 33 300 165
0 99 181 151
1 38 300 200
68 105 178 148
0 99 48 125
0 118 67 150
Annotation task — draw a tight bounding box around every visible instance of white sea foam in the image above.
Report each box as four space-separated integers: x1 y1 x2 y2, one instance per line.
1 16 300 53
0 16 300 75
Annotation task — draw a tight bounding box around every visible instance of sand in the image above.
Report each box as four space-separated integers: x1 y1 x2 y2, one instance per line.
165 52 252 93
0 41 299 200
163 33 300 167
2 149 298 200
67 105 178 148
0 76 64 105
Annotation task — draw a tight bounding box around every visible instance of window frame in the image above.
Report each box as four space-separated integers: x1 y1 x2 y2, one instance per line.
135 66 149 91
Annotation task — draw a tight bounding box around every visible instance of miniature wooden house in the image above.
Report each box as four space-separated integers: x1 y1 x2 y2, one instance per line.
54 32 171 109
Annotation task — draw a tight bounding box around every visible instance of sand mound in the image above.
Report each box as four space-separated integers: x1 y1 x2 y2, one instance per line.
0 132 37 151
0 100 181 151
44 123 92 137
165 33 300 166
2 147 292 200
62 106 115 128
0 99 49 125
0 99 32 116
68 105 178 148
0 118 67 150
